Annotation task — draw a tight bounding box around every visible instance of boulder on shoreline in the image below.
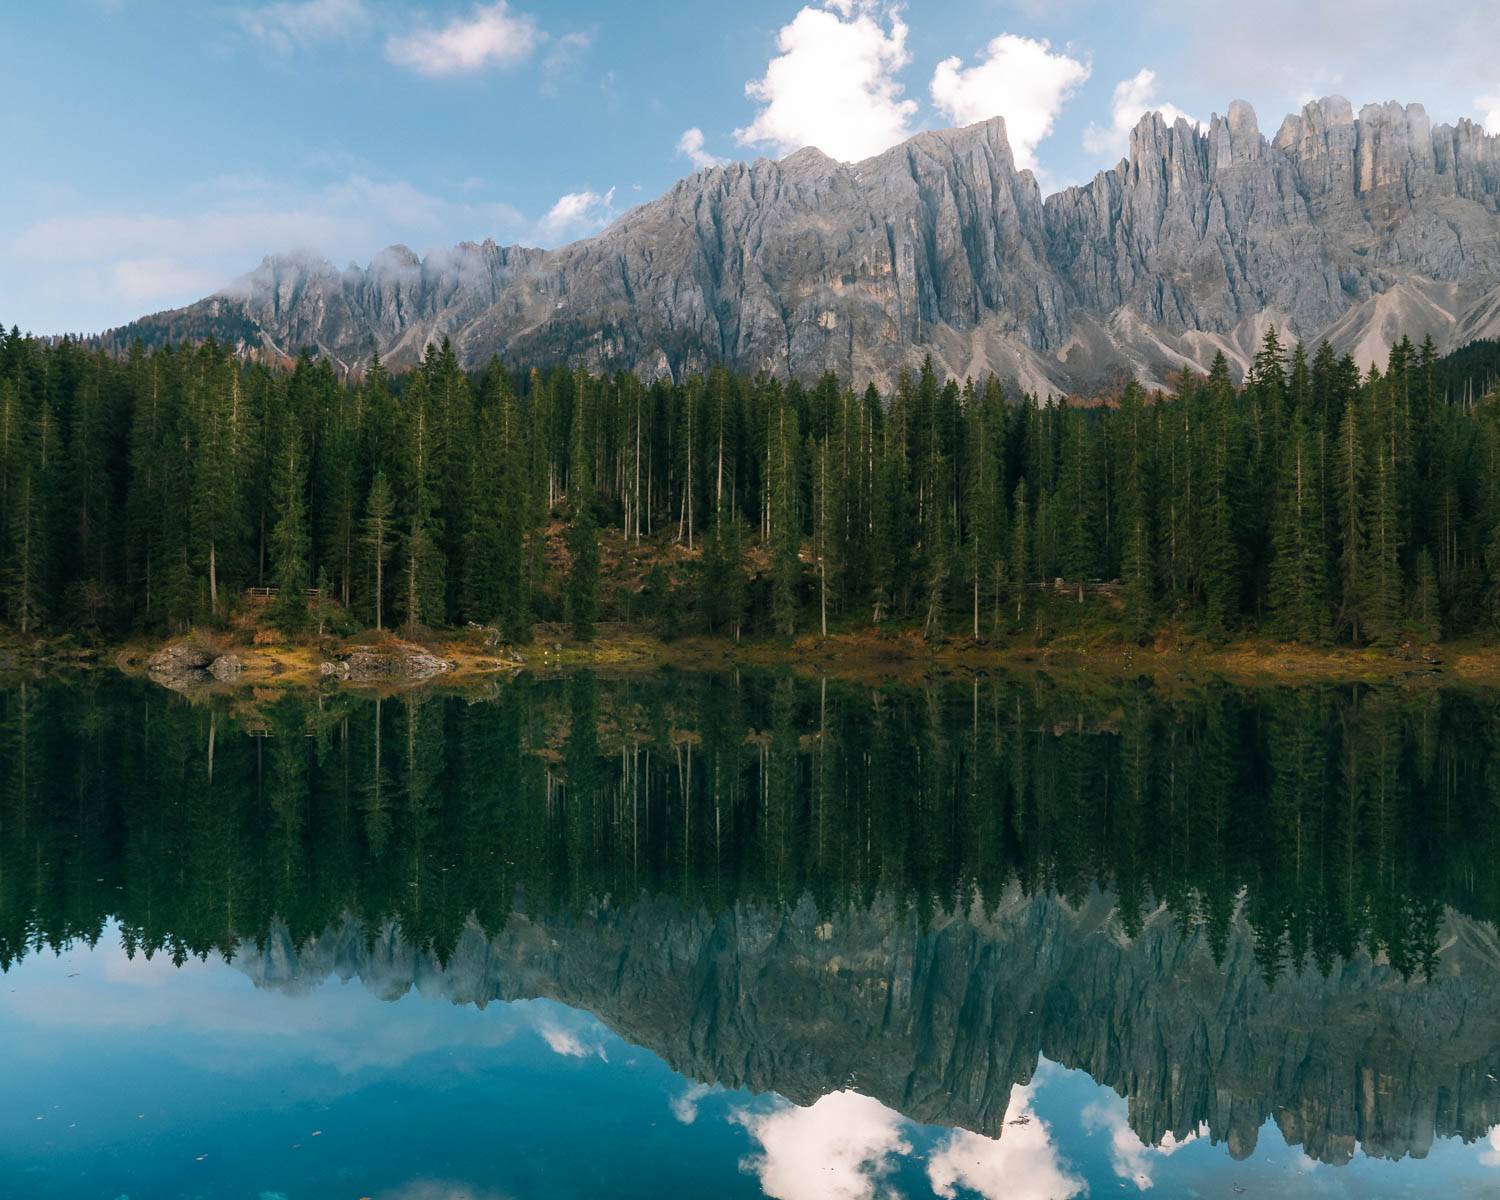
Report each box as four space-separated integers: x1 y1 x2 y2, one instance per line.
146 642 214 687
339 641 453 683
208 654 244 681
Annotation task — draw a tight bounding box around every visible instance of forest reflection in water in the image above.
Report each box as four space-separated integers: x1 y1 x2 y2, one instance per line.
2 670 1500 1176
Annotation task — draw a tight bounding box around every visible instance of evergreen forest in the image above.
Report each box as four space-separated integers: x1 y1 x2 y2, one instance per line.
4 326 1500 647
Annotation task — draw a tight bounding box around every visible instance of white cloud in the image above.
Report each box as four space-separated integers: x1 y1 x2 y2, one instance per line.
112 258 228 306
385 1 540 76
670 1081 715 1124
1480 1126 1500 1168
372 1182 513 1200
1479 93 1500 135
677 128 727 171
533 187 616 243
1153 0 1500 116
930 34 1090 174
1083 69 1200 160
735 2 917 163
13 175 525 266
240 0 369 53
732 1090 911 1200
541 30 593 95
928 1083 1086 1200
7 173 531 330
1082 1096 1205 1190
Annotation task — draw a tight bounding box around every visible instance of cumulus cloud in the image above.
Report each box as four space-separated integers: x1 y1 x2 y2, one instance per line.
735 2 917 163
676 128 727 171
533 188 616 243
670 1082 715 1124
1082 1097 1204 1190
732 1090 911 1200
930 35 1090 174
1479 94 1500 135
1480 1126 1500 1168
927 1083 1086 1200
1083 69 1200 160
386 1 540 76
240 0 369 53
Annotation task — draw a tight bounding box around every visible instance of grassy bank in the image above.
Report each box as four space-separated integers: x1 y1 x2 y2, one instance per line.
4 615 1496 695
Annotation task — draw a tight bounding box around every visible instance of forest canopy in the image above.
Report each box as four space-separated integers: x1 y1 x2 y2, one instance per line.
2 326 1499 647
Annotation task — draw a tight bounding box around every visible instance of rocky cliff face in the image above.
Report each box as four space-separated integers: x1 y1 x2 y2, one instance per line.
237 887 1500 1166
114 96 1500 394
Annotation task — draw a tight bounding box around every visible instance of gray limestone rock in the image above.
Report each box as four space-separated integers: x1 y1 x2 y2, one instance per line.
339 641 452 682
236 888 1500 1166
106 96 1500 395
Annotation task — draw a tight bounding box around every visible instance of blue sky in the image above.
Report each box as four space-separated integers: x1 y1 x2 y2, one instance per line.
4 0 1499 336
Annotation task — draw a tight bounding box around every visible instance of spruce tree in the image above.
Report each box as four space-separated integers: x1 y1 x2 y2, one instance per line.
397 372 446 632
266 432 310 636
768 400 801 636
1267 410 1327 640
565 380 599 641
1334 398 1368 644
362 471 395 633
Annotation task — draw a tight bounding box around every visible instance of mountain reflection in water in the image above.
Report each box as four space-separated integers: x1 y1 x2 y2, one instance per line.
2 671 1499 1185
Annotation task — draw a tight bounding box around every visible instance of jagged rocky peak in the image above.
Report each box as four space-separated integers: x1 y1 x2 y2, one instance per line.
233 892 1500 1166
1208 99 1263 166
113 93 1500 395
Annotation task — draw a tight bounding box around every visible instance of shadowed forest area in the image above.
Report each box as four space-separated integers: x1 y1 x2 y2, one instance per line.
5 328 1500 650
3 672 1496 983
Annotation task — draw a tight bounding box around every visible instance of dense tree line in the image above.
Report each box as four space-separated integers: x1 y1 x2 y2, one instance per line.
4 325 1500 644
3 673 1496 982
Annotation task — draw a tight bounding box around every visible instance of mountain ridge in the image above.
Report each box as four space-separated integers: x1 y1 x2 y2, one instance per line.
98 95 1500 395
237 889 1500 1165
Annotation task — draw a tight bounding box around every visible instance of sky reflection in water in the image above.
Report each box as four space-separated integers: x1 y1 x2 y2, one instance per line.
3 925 1498 1200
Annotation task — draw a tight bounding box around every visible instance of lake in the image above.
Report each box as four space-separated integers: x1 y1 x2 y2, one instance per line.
2 671 1499 1199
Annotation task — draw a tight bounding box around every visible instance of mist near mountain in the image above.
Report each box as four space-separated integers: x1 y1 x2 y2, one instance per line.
104 95 1500 394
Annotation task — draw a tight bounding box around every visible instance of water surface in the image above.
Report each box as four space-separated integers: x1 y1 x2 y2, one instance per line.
3 672 1499 1198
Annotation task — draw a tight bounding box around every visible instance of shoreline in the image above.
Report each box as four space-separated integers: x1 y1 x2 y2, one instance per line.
5 624 1498 692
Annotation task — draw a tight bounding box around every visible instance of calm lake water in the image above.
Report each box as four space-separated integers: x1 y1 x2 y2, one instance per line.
3 671 1500 1199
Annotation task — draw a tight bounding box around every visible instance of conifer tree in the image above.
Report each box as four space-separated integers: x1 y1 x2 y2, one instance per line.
1055 403 1097 603
266 431 310 636
1411 548 1441 642
362 471 395 632
397 372 446 632
565 380 599 641
767 400 801 635
1115 381 1154 639
1009 479 1030 622
1268 410 1326 640
1334 398 1368 643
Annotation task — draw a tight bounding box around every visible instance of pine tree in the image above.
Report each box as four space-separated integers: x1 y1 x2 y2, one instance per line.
397 371 446 632
1115 381 1154 640
1196 353 1238 639
1410 548 1440 642
1267 410 1327 640
565 379 599 641
362 471 395 632
1009 479 1030 622
1055 403 1097 603
767 400 801 636
1334 398 1368 644
266 430 310 636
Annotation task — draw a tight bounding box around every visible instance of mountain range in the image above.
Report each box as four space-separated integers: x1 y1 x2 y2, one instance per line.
239 889 1500 1166
104 95 1500 395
